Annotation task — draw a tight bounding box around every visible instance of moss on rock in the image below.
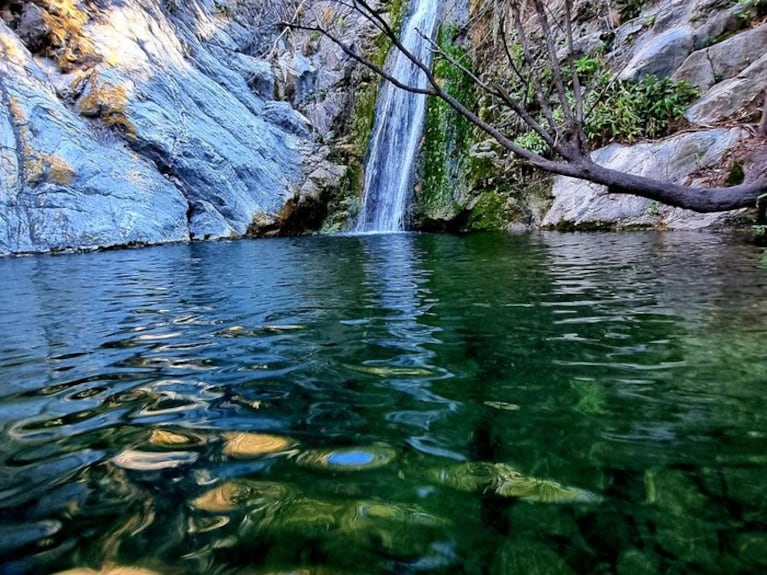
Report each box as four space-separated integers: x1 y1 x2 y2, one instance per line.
417 25 476 226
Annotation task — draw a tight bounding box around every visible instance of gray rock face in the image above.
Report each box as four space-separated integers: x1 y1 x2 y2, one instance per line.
0 23 189 254
543 129 748 230
685 54 767 125
674 23 767 90
0 0 360 255
620 26 695 81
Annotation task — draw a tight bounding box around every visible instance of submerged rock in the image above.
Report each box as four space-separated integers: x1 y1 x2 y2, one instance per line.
221 432 296 458
428 461 601 504
296 444 398 472
191 480 295 513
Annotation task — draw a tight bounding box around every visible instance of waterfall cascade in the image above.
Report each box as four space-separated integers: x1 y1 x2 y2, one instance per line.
354 0 440 233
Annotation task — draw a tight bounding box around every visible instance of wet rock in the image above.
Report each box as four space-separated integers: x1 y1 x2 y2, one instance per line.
543 128 748 230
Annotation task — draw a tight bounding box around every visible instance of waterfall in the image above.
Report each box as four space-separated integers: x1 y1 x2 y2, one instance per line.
354 0 439 233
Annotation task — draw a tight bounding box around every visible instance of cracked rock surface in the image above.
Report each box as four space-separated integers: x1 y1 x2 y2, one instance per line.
0 0 355 255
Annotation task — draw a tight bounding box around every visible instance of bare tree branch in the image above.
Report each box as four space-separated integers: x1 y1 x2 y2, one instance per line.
508 3 563 143
530 0 575 130
301 0 767 214
424 33 557 149
562 0 588 154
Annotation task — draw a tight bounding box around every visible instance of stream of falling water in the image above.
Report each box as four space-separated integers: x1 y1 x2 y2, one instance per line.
354 0 439 232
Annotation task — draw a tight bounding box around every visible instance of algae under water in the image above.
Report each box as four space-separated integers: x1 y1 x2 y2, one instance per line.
0 232 765 574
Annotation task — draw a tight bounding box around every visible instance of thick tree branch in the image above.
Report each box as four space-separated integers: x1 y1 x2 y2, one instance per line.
306 0 767 215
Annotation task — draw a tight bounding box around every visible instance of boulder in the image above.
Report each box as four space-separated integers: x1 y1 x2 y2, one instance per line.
620 26 695 80
675 23 767 90
685 54 767 125
543 128 749 230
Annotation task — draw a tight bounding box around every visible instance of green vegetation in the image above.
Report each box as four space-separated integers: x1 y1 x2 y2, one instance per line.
616 0 649 20
465 191 518 231
502 52 699 152
584 73 700 146
419 25 475 223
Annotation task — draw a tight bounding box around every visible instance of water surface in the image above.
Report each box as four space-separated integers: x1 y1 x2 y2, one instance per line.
1 232 766 574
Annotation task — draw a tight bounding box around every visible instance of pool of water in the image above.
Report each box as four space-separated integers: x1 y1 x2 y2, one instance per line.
0 232 765 574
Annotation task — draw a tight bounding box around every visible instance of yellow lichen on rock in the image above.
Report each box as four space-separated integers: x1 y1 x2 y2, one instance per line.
0 32 25 64
24 154 75 186
39 0 99 71
75 72 136 137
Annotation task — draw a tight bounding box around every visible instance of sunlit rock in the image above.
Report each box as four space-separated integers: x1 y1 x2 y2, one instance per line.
544 128 748 230
222 432 296 458
191 480 294 513
111 448 198 471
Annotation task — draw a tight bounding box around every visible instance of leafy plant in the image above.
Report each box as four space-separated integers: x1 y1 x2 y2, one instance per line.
616 0 648 20
584 74 699 146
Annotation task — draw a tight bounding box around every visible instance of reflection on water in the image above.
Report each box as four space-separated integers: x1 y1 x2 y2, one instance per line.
0 232 766 574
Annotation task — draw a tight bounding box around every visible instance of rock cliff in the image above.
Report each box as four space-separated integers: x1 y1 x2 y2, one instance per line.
544 0 766 230
2 0 764 253
414 0 766 231
0 0 360 255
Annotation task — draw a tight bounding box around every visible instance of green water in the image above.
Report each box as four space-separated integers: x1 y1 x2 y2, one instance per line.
0 232 765 574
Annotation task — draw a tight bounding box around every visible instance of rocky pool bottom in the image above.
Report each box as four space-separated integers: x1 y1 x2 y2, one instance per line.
0 232 765 574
